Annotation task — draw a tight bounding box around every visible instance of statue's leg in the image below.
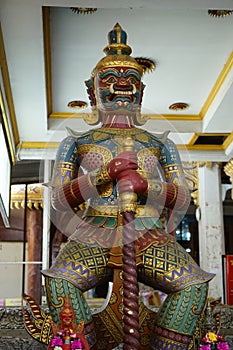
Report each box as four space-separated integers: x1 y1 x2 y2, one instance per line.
42 241 112 348
138 239 214 350
151 282 208 349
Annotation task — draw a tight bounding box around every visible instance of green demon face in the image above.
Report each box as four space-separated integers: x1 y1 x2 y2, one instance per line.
95 66 144 113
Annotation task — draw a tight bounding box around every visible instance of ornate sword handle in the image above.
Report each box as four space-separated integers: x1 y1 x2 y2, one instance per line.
118 137 137 214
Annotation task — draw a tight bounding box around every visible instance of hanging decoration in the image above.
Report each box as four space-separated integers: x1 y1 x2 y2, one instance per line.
208 9 233 17
70 8 97 15
169 102 189 111
67 101 88 109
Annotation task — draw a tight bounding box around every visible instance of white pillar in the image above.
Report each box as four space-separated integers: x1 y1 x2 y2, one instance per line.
42 160 52 272
198 163 225 300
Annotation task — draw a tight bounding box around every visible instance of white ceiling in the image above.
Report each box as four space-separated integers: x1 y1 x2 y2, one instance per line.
1 0 233 163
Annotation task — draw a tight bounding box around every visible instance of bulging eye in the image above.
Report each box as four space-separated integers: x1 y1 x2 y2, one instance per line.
128 77 137 84
106 76 117 83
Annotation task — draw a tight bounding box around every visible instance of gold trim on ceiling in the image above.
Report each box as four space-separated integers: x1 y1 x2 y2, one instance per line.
19 132 233 152
223 131 233 150
199 52 233 119
189 133 230 146
188 133 199 146
182 132 231 151
20 139 231 152
0 23 20 163
50 112 85 119
178 144 225 151
50 111 201 121
0 90 15 164
43 6 53 116
19 141 59 149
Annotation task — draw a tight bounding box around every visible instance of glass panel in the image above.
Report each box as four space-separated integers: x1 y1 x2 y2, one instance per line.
175 217 191 241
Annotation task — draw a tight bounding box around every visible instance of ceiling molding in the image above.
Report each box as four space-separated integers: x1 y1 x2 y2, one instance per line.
43 6 233 125
189 132 230 145
42 6 53 116
1 5 232 159
178 144 225 151
0 90 15 164
21 137 231 150
0 23 19 162
19 141 59 149
49 112 202 121
199 51 233 119
223 132 233 150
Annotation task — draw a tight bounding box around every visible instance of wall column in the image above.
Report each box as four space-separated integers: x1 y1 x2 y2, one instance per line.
42 160 52 272
198 162 225 300
26 208 43 304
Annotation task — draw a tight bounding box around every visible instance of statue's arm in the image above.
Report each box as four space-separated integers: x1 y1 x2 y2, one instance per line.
51 137 138 211
50 136 104 212
145 139 190 211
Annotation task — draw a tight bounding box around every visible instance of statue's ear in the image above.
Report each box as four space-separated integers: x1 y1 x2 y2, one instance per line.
85 78 96 107
139 82 145 105
84 77 101 125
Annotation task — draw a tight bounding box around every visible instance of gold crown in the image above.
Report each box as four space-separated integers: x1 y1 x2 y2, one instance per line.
92 23 156 76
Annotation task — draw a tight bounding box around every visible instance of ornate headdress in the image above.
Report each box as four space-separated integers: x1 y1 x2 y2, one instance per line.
84 23 155 125
92 23 155 77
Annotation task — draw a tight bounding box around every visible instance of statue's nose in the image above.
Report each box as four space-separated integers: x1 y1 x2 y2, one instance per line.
119 77 128 85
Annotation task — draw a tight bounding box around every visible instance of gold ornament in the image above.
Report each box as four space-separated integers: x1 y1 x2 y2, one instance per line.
119 192 138 214
70 8 97 15
208 9 233 17
135 111 149 126
135 57 156 74
83 106 99 125
67 100 88 109
169 102 189 111
92 54 144 77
